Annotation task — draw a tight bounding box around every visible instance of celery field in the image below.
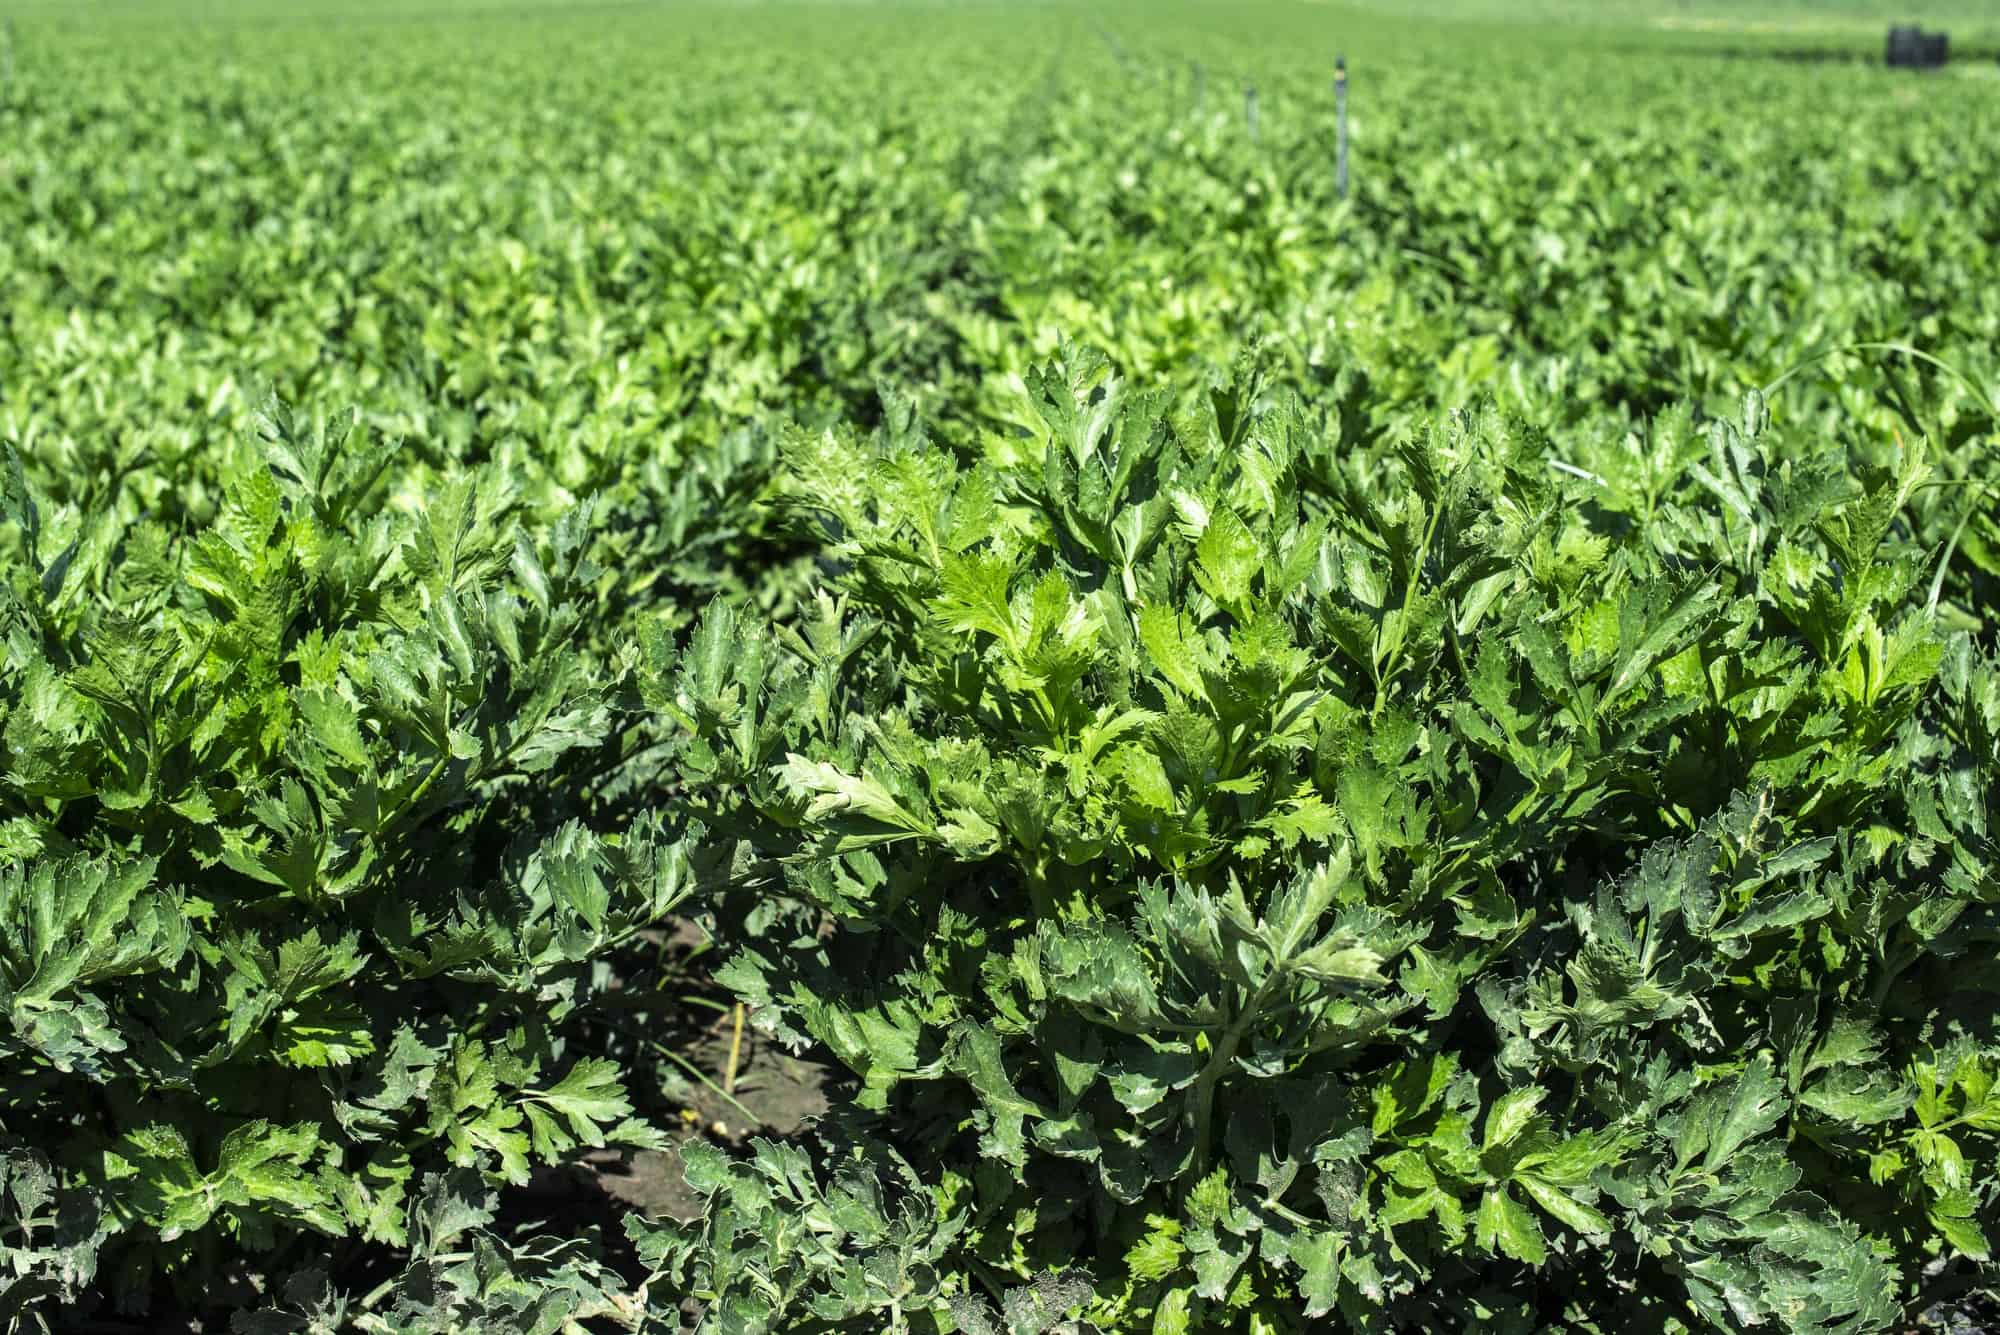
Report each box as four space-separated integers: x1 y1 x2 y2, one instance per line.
3 1 2000 1331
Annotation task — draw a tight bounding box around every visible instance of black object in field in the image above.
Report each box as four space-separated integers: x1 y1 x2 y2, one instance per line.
1886 25 1949 69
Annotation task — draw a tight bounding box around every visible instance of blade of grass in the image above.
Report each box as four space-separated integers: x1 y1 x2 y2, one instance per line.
724 1003 747 1096
589 1015 762 1130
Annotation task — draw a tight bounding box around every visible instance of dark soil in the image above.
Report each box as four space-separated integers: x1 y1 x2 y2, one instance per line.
599 1009 840 1223
596 916 846 1222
